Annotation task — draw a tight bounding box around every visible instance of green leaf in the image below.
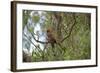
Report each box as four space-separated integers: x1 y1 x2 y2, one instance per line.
32 15 40 23
29 27 33 33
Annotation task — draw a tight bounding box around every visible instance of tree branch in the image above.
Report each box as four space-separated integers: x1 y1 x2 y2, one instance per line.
24 32 44 55
26 25 48 44
61 14 76 43
23 32 38 48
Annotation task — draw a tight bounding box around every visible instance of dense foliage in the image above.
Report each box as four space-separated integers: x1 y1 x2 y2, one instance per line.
22 10 91 62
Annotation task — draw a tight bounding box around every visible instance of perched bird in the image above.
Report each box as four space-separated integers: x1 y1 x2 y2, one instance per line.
46 28 56 48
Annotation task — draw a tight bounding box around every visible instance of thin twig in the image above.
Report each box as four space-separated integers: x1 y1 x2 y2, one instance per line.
23 32 38 48
26 25 48 44
61 14 76 43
